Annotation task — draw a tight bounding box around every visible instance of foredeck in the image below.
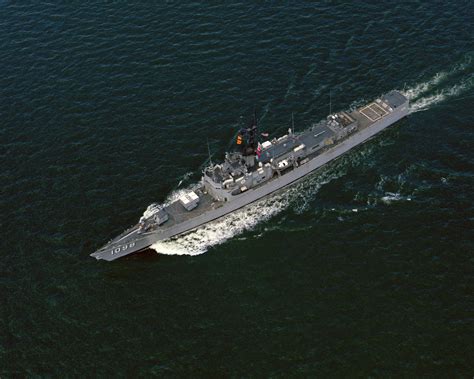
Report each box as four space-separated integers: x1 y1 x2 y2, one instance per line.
162 190 219 229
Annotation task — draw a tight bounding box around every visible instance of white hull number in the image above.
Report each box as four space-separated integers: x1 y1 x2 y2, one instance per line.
111 242 136 255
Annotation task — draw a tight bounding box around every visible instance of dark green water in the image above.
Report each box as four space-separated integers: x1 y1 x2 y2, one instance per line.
1 1 473 376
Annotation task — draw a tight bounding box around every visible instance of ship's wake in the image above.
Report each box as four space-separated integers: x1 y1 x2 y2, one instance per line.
401 53 473 113
150 195 288 256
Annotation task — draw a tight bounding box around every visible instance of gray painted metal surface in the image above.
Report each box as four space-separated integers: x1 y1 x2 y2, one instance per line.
91 91 409 261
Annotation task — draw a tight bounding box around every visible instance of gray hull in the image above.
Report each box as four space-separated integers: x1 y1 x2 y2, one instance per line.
91 93 409 261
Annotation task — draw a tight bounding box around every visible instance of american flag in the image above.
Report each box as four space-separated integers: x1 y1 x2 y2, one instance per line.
256 142 262 158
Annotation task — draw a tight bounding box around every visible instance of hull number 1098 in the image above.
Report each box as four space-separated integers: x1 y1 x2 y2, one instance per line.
111 242 136 255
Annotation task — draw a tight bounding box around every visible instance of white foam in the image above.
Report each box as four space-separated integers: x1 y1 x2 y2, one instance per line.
151 192 290 256
409 79 472 113
401 55 473 113
176 171 193 188
380 192 403 204
151 164 346 256
402 71 448 100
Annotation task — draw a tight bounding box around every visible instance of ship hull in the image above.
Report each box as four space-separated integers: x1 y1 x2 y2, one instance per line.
91 96 409 261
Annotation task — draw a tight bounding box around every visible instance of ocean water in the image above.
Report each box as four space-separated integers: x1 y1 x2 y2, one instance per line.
1 1 473 376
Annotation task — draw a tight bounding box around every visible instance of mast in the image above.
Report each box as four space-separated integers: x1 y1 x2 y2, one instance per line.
242 109 258 156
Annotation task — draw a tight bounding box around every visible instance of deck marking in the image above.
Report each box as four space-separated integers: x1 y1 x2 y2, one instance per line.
359 102 389 122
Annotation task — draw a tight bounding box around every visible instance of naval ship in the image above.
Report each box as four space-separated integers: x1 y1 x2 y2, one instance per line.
91 90 409 261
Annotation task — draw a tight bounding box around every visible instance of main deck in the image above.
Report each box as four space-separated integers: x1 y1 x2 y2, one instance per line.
92 90 409 261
